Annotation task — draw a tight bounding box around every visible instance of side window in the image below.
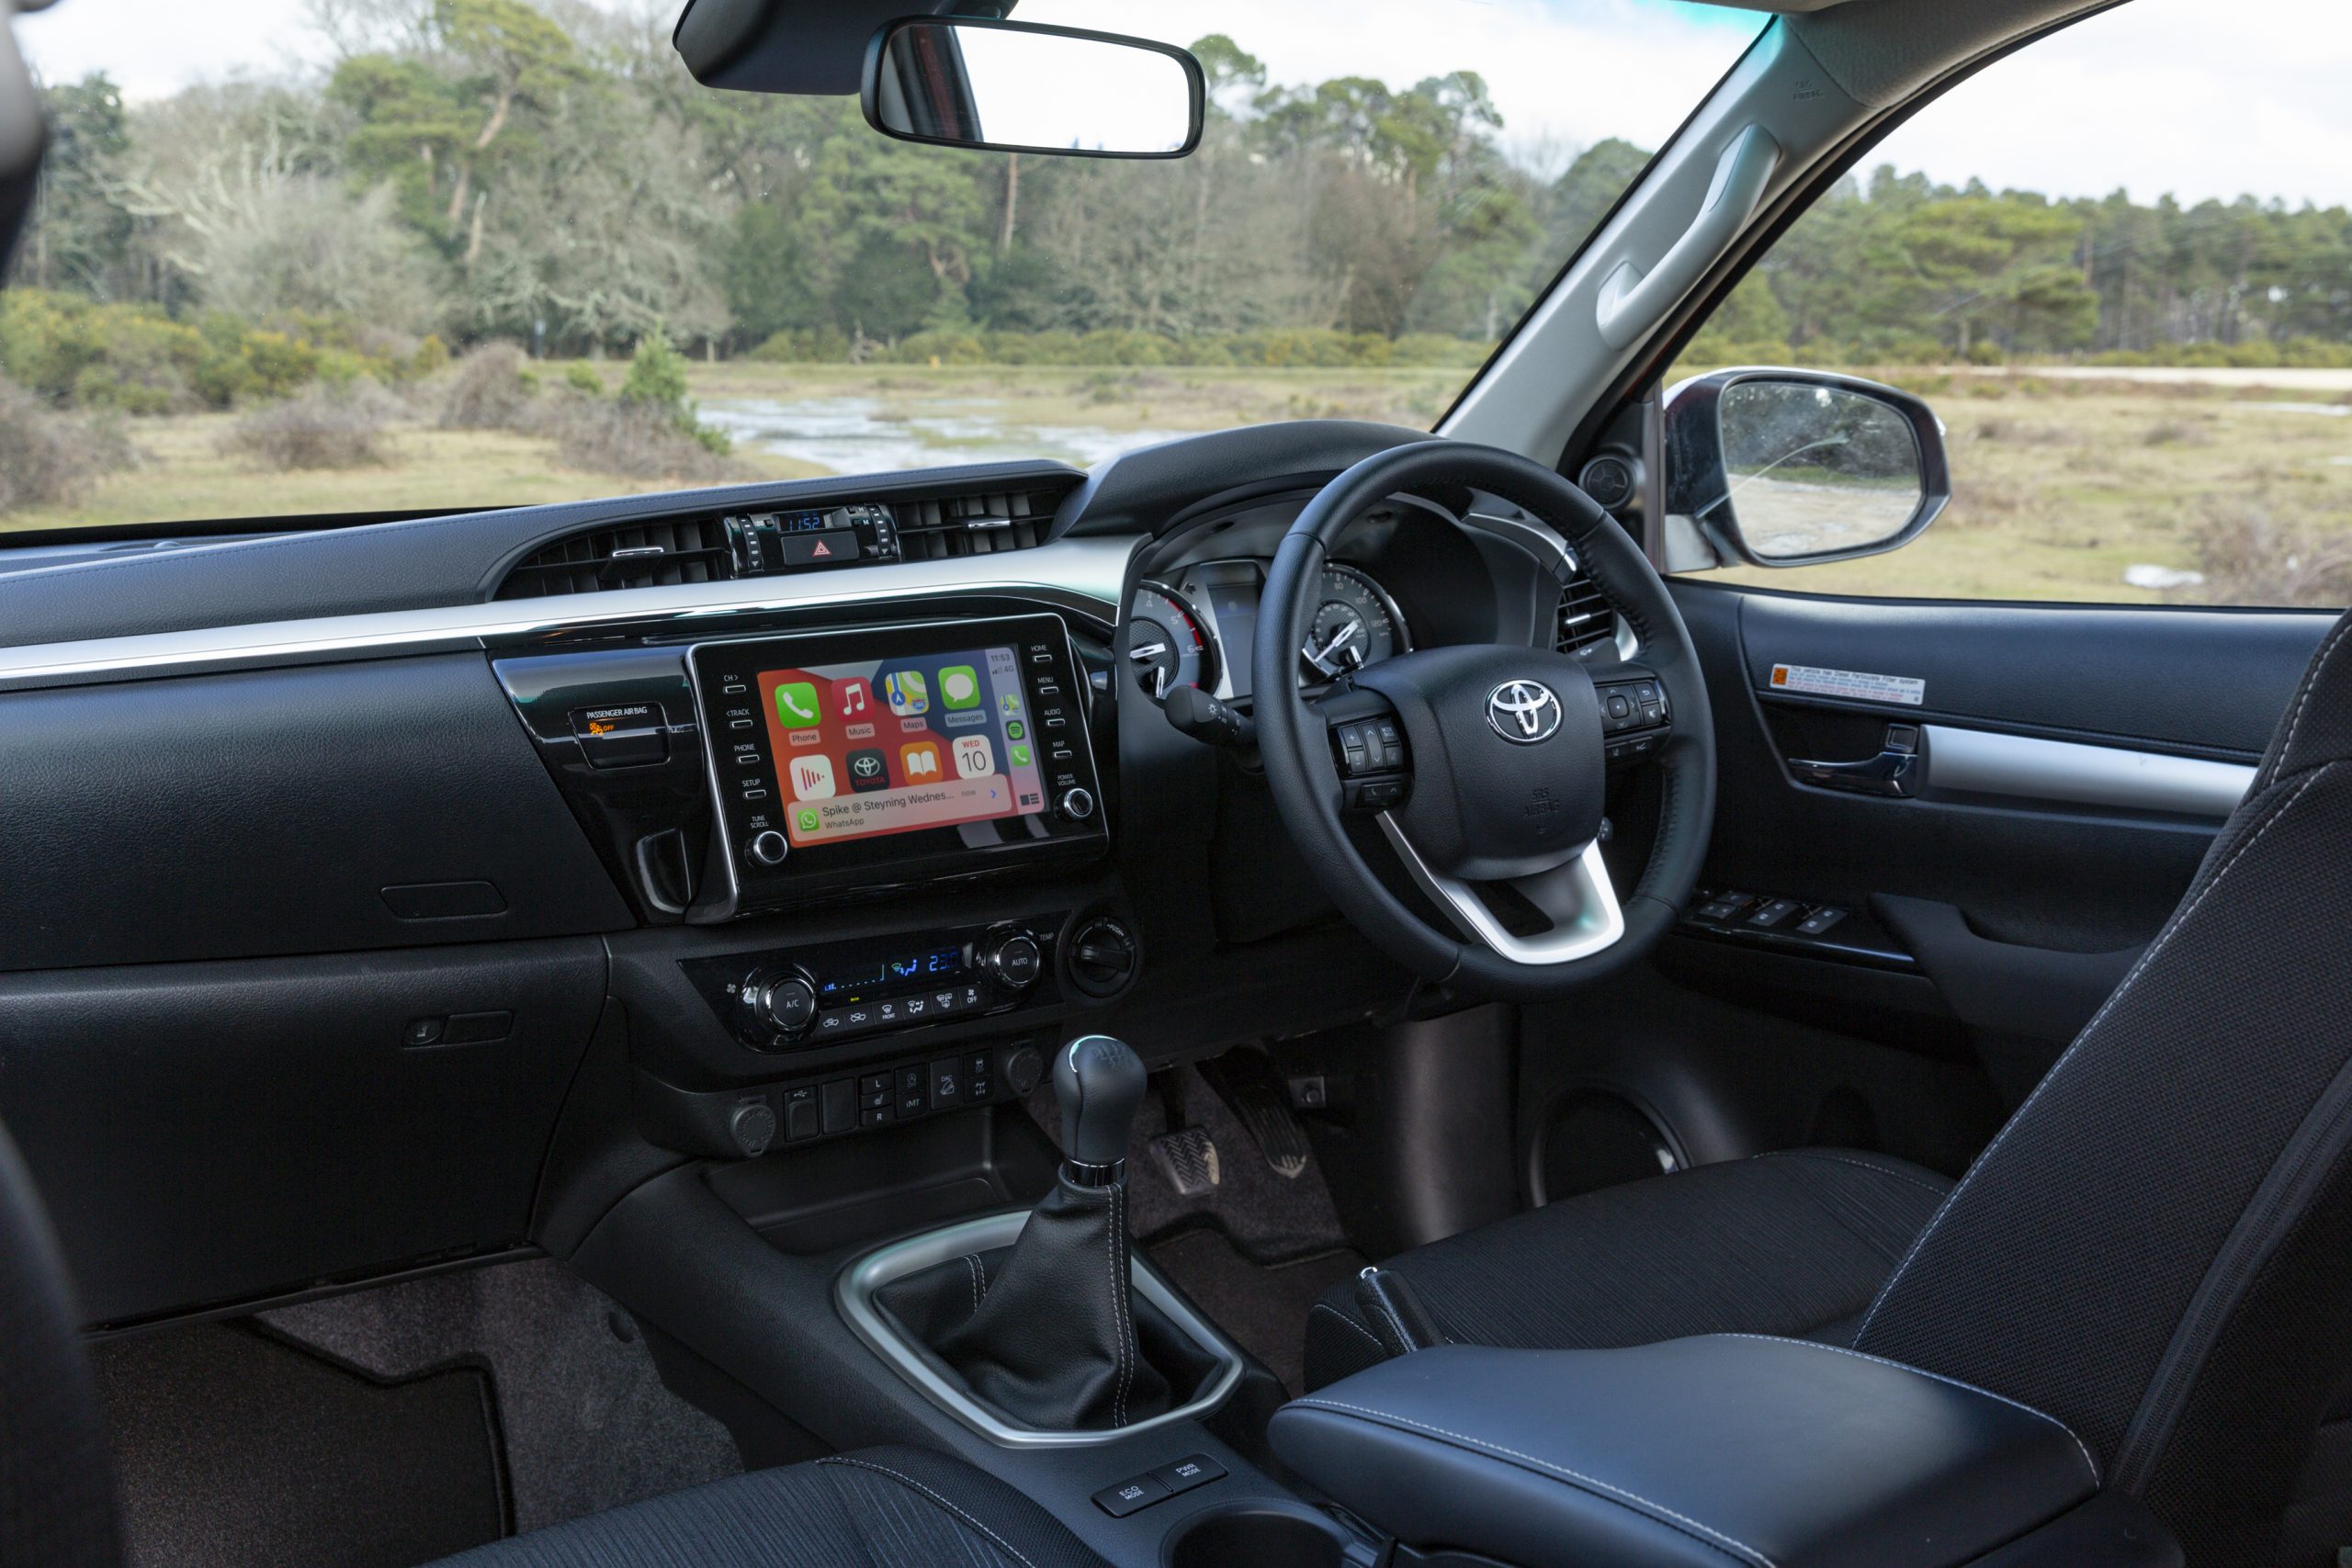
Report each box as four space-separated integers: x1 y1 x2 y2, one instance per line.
1666 0 2352 606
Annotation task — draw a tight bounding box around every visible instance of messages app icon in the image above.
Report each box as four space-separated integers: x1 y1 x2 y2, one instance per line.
885 671 929 716
939 665 981 710
774 681 821 728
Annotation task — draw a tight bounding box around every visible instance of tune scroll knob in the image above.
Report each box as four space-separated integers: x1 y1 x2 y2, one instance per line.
977 928 1044 991
746 829 789 868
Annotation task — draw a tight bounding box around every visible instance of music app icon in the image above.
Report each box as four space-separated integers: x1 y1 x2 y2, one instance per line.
834 678 872 718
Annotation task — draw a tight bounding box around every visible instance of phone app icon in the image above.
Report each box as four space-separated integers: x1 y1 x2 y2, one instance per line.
953 736 995 779
939 665 981 710
1009 743 1033 767
795 807 820 833
833 678 872 718
845 748 889 793
884 671 929 716
786 754 835 800
1005 719 1025 741
899 741 944 782
775 681 821 728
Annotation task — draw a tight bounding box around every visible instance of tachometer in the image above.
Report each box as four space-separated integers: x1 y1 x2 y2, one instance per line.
1300 564 1408 681
1126 581 1216 702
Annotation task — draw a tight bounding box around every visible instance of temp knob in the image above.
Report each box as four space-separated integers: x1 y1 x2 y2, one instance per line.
754 975 817 1035
979 929 1043 991
746 829 789 867
1058 787 1097 820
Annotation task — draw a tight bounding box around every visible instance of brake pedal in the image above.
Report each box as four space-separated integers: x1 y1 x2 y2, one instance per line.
1148 1126 1221 1198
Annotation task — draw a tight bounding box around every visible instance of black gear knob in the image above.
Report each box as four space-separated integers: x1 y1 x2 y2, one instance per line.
1055 1034 1146 1175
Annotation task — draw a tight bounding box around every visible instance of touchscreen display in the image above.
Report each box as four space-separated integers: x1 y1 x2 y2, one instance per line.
757 645 1048 849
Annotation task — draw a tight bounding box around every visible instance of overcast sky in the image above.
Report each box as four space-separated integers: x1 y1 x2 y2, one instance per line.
16 0 2351 209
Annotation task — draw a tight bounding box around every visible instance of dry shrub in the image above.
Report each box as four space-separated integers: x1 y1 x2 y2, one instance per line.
551 398 748 483
1972 417 2075 446
0 378 140 514
2191 504 2352 607
1940 477 2034 528
2143 419 2214 447
438 342 537 430
222 384 396 470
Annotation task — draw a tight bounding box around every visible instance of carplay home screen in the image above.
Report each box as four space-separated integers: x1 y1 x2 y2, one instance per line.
757 645 1047 849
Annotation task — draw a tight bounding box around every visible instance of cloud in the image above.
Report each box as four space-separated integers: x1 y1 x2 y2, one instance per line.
15 0 2350 207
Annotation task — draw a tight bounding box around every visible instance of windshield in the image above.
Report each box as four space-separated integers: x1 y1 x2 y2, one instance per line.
1 0 1758 535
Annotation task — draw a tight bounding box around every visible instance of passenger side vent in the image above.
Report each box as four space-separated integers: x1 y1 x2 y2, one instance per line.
1555 565 1617 659
896 488 1061 561
495 514 735 600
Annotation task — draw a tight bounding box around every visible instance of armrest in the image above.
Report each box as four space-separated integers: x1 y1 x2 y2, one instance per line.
1268 1336 2107 1568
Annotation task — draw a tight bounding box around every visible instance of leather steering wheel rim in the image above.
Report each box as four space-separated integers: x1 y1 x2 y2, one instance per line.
1253 439 1716 1002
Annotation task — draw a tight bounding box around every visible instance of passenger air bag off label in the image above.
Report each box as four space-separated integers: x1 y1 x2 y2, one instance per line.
1770 663 1926 705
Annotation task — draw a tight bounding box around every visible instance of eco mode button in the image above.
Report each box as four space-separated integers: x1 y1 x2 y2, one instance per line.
569 703 669 769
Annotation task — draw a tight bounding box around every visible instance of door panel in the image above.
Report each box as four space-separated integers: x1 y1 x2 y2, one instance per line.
1664 581 2333 1104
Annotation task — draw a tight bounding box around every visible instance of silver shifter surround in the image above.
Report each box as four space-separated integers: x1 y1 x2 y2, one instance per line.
835 1208 1247 1448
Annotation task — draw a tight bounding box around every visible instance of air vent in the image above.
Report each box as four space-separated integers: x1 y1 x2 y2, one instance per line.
896 487 1061 561
1555 566 1617 659
496 514 735 599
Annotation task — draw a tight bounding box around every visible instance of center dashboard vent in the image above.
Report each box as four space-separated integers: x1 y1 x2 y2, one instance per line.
896 487 1061 560
1555 559 1617 659
495 515 733 600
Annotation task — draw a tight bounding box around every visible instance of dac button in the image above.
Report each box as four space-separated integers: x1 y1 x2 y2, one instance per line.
930 1059 964 1106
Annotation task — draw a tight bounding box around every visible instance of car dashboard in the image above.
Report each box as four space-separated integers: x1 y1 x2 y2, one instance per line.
0 419 1622 1329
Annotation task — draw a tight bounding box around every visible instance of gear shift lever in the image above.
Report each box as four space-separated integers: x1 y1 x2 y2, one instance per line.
1057 1033 1148 1181
874 1032 1174 1430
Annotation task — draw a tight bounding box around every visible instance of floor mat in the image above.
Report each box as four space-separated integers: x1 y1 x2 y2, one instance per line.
92 1322 507 1568
1148 1230 1366 1396
261 1257 741 1536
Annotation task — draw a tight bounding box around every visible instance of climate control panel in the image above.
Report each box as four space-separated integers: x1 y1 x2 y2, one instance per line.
679 915 1069 1053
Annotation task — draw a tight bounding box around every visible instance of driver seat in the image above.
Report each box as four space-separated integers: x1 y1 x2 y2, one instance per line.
1309 607 2352 1566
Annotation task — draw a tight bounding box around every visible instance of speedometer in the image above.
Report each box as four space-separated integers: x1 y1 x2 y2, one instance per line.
1300 564 1408 681
1126 581 1215 702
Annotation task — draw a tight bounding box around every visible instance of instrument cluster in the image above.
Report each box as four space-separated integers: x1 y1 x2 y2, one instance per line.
1125 559 1411 706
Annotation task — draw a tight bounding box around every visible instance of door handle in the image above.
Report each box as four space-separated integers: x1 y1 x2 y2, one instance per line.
1789 724 1922 797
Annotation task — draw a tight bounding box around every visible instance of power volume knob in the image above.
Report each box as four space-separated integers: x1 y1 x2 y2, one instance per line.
978 929 1043 991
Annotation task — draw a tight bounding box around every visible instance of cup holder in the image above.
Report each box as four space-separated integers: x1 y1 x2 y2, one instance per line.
1161 1500 1354 1568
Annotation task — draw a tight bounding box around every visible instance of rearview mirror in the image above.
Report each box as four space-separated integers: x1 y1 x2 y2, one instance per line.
1661 369 1950 570
863 18 1204 160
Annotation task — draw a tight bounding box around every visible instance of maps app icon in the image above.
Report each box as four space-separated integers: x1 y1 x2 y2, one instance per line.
885 671 929 716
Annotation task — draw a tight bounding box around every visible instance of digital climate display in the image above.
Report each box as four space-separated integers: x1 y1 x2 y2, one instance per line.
756 645 1049 849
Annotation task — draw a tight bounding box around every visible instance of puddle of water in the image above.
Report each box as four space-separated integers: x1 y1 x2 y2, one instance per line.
700 395 1193 474
2244 401 2352 418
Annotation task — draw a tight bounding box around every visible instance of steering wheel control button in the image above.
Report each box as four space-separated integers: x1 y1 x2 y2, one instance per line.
746 829 789 867
1058 786 1096 821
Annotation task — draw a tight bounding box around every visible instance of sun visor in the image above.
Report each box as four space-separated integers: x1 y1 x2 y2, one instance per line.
673 0 1022 96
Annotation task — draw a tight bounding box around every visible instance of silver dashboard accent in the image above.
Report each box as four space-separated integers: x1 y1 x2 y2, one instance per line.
0 535 1140 693
1375 818 1626 965
835 1208 1245 1449
1464 507 1638 660
1921 724 2253 819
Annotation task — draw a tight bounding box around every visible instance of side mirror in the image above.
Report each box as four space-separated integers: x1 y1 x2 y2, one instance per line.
863 18 1204 161
1662 369 1950 570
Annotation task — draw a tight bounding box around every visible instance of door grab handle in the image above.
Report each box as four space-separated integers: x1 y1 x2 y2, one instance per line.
1789 749 1917 797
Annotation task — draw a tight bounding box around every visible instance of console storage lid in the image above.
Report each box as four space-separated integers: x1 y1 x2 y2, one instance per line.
1268 1336 2112 1568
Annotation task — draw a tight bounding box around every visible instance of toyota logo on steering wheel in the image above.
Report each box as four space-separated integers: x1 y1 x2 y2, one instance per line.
1486 680 1562 744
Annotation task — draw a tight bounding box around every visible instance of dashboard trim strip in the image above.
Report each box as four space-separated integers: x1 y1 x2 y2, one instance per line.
1920 723 2254 819
0 536 1139 692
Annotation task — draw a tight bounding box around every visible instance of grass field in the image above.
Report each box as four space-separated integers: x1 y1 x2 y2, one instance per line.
6 362 2350 608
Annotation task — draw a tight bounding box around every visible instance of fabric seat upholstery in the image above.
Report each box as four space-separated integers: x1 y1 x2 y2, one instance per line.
1306 1148 1950 1389
426 1445 1106 1568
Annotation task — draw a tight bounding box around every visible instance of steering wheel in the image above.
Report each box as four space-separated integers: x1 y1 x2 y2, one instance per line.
1254 440 1716 1001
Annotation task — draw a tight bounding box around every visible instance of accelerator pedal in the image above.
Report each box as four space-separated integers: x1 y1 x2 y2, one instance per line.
1230 1080 1312 1180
